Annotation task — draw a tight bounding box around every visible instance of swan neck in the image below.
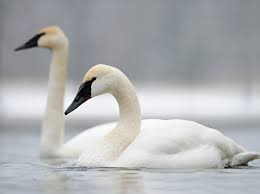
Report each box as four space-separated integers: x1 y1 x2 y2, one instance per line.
79 72 141 165
108 77 141 143
115 86 141 130
40 46 68 156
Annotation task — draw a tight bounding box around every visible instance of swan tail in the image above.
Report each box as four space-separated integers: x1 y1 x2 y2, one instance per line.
230 152 260 166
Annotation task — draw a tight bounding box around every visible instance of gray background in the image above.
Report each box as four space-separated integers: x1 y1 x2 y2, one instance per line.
1 0 260 127
1 3 260 194
1 0 259 85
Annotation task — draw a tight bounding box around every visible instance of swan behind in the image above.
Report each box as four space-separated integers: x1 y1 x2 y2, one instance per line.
65 64 260 168
15 26 114 158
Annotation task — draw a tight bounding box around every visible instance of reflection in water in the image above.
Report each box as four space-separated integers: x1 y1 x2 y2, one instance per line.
117 169 145 194
42 172 69 194
40 166 146 194
0 128 260 194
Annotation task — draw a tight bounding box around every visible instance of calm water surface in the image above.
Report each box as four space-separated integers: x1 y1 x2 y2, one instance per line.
1 126 260 194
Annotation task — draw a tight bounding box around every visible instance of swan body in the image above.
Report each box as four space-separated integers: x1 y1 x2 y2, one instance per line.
60 122 115 157
112 119 255 168
65 64 260 168
73 119 259 168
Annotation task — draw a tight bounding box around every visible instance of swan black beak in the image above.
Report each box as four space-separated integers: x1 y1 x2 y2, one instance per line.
14 32 45 51
65 93 91 115
65 78 96 115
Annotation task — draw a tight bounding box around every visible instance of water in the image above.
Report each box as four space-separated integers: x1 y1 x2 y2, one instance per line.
1 127 260 194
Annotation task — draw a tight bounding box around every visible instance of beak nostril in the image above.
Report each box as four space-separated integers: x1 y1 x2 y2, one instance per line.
75 96 80 102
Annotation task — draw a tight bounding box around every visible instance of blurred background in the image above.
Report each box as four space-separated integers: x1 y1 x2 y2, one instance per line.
1 0 260 131
1 2 260 194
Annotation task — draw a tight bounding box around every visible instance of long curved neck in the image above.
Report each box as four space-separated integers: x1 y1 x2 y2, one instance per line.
40 46 68 156
99 75 141 161
114 81 141 134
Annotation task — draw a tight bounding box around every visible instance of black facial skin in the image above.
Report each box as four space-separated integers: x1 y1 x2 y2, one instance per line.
14 32 46 51
65 77 96 115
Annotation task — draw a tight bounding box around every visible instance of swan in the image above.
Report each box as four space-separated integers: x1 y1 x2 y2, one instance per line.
14 26 115 158
65 64 260 168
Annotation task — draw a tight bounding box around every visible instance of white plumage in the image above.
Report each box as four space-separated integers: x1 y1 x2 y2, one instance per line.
64 64 260 168
16 27 260 168
15 26 113 158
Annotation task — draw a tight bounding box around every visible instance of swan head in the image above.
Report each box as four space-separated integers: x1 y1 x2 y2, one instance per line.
65 64 123 115
14 26 68 51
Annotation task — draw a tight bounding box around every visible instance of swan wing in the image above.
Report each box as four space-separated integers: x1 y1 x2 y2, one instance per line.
61 122 115 157
113 119 247 168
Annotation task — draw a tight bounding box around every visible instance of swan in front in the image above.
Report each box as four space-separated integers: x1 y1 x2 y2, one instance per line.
14 26 115 158
65 64 260 168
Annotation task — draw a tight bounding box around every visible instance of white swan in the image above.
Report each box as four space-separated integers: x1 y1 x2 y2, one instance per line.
65 64 260 168
15 26 114 158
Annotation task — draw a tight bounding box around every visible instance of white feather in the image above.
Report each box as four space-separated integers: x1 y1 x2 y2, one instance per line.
66 65 260 168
